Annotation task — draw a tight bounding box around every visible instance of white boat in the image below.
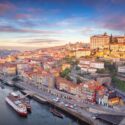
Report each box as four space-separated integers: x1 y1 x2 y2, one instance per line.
5 92 28 117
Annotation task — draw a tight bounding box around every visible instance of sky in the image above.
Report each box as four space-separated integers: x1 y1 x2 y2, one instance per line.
0 0 125 50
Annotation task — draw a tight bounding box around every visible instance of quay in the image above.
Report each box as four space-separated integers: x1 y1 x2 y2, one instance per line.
2 77 125 125
14 82 109 125
21 90 47 104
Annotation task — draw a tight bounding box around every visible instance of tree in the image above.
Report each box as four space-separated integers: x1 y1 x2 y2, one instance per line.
96 69 106 73
64 56 78 66
66 75 72 81
104 61 116 75
113 37 118 43
112 77 125 92
110 34 113 43
76 66 81 70
60 68 71 78
77 77 82 84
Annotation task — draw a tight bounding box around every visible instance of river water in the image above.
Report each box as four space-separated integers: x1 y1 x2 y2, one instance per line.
0 84 87 125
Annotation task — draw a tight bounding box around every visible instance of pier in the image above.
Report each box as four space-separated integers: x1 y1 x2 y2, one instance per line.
94 114 125 125
14 82 112 125
21 89 94 125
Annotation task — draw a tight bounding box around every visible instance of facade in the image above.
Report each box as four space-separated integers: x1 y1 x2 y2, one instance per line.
87 68 97 73
80 80 98 102
90 62 104 69
5 56 16 62
3 64 17 76
75 49 91 58
79 58 104 73
118 66 125 73
56 77 70 91
110 43 125 52
56 77 80 95
96 77 111 85
69 85 80 95
116 36 125 43
90 33 110 50
17 63 29 75
32 72 55 88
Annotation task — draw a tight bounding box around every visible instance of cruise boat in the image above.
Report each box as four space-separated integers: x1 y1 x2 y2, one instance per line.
11 91 31 112
5 92 28 117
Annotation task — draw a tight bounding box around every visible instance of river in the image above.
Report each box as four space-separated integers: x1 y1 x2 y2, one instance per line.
0 83 86 125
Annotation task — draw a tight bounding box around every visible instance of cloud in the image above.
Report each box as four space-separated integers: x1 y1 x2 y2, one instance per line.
97 15 125 31
80 27 94 35
111 0 125 4
54 17 86 27
20 38 63 44
0 25 64 35
27 8 44 14
15 14 32 19
0 2 16 15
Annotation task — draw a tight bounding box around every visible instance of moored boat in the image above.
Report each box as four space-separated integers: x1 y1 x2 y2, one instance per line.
50 108 63 118
5 92 28 117
20 98 31 112
9 91 32 113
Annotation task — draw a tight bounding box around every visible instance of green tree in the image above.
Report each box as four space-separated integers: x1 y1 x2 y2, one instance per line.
112 77 125 92
96 69 106 73
104 61 116 75
77 77 82 84
76 66 81 70
60 68 71 78
110 34 113 43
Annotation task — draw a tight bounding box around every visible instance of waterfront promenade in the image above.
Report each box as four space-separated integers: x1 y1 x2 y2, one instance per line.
14 81 110 125
1 73 124 125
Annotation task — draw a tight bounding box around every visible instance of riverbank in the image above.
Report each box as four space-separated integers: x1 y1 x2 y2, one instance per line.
0 85 79 125
14 82 108 125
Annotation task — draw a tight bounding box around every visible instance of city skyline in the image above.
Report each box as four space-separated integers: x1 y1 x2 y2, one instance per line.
0 0 125 49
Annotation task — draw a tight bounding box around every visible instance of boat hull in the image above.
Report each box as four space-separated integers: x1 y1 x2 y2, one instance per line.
50 109 63 118
5 97 27 117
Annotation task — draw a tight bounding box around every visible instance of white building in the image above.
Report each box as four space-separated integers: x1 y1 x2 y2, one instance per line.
118 66 125 73
90 62 104 69
79 60 90 65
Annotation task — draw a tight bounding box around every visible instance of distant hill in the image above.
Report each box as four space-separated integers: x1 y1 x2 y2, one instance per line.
0 49 20 58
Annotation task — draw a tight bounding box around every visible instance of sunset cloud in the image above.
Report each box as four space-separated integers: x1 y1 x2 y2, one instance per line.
0 25 64 34
0 0 124 49
15 14 32 19
0 2 16 15
20 39 64 44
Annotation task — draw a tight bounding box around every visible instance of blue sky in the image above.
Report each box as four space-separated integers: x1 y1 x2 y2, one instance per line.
0 0 125 49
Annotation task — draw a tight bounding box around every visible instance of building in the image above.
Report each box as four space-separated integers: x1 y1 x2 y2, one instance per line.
5 55 16 62
118 66 125 73
80 80 99 102
96 77 111 86
17 63 29 75
28 71 55 88
0 58 6 64
110 43 125 52
75 49 91 58
56 77 80 95
56 77 70 92
116 36 125 43
3 64 17 76
90 33 110 50
90 62 104 69
50 68 60 77
78 58 104 73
